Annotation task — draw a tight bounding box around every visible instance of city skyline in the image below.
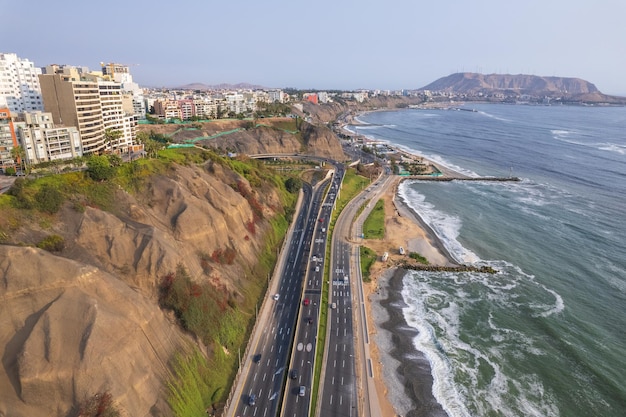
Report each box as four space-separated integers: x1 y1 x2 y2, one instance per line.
2 0 625 95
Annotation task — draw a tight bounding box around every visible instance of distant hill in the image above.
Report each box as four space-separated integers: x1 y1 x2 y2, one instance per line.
175 82 267 90
419 73 626 104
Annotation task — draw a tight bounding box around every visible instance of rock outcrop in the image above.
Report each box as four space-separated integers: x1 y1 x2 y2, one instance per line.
0 246 189 417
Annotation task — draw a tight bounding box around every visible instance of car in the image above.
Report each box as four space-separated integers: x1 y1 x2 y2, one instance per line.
273 294 280 301
315 266 320 272
307 317 314 325
299 386 306 397
318 218 324 222
290 369 298 380
253 353 262 363
304 298 310 306
248 393 257 406
331 302 337 309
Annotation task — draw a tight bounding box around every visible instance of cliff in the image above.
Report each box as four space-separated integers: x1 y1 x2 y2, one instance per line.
0 155 291 416
139 118 346 161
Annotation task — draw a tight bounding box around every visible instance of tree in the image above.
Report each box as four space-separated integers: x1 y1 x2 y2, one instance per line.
104 129 123 153
284 177 303 193
10 145 26 172
86 155 115 181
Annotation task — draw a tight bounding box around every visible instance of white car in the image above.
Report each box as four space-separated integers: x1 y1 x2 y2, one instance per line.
273 294 280 301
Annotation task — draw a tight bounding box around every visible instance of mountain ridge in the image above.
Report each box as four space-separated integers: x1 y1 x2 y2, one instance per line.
418 72 626 103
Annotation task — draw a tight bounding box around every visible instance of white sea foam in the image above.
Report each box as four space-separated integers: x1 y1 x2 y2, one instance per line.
597 142 626 155
398 182 480 264
533 285 565 317
401 258 563 417
551 129 626 155
477 110 512 122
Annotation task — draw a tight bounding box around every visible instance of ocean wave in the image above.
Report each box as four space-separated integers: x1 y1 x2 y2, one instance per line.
398 182 480 264
551 129 626 155
477 110 512 122
401 258 564 417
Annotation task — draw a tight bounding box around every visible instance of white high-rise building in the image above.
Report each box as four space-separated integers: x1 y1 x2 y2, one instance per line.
15 111 82 164
0 53 44 113
102 62 146 119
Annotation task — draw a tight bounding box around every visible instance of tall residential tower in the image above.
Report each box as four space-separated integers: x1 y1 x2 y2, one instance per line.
0 53 44 114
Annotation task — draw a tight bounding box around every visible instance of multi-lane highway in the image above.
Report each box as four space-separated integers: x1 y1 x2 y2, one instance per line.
231 170 335 417
227 155 391 417
282 166 344 417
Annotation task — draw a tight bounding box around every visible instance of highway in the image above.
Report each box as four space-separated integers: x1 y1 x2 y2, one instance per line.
318 169 392 417
226 152 389 417
281 165 344 417
230 176 330 417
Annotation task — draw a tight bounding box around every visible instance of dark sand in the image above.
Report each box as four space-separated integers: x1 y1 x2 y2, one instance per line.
371 268 448 417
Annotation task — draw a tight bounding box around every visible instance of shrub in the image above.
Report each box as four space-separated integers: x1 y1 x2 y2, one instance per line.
409 252 429 265
76 391 120 417
37 234 65 252
35 184 64 214
86 155 115 181
284 177 302 193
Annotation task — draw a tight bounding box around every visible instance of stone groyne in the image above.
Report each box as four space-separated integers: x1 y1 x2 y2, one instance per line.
398 260 498 274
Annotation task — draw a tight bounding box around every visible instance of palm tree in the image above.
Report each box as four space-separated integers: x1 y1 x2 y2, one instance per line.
104 128 123 153
10 145 26 173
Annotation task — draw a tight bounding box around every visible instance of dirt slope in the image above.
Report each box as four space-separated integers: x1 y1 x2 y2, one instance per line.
0 160 285 416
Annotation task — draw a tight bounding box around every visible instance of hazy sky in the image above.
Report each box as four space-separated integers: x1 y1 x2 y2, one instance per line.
2 0 625 94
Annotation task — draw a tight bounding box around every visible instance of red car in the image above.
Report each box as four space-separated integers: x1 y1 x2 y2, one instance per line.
304 299 310 306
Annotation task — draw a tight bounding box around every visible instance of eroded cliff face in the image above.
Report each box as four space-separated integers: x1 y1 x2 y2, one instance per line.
0 160 286 416
198 122 346 161
0 246 188 417
139 117 346 161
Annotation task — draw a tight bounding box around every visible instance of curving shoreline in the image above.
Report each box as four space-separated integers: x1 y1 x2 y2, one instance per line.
370 268 449 417
360 174 458 417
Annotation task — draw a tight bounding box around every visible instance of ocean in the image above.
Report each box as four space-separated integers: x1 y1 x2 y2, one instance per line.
349 104 626 417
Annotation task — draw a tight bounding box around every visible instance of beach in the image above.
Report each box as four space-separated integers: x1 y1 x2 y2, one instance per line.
359 173 454 417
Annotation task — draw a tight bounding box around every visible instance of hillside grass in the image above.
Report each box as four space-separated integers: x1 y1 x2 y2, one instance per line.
362 198 385 239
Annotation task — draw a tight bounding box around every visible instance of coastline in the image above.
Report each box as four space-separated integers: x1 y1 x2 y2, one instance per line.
359 174 456 417
347 110 469 417
369 268 448 417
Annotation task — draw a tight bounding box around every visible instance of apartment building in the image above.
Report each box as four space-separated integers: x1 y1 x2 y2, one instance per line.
193 99 217 119
15 111 82 164
153 99 181 120
39 72 106 154
0 53 44 114
98 80 135 153
267 89 283 103
0 108 18 173
178 99 195 120
102 62 146 119
39 66 137 155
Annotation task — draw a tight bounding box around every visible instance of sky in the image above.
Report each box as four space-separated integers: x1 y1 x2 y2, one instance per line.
2 0 625 94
